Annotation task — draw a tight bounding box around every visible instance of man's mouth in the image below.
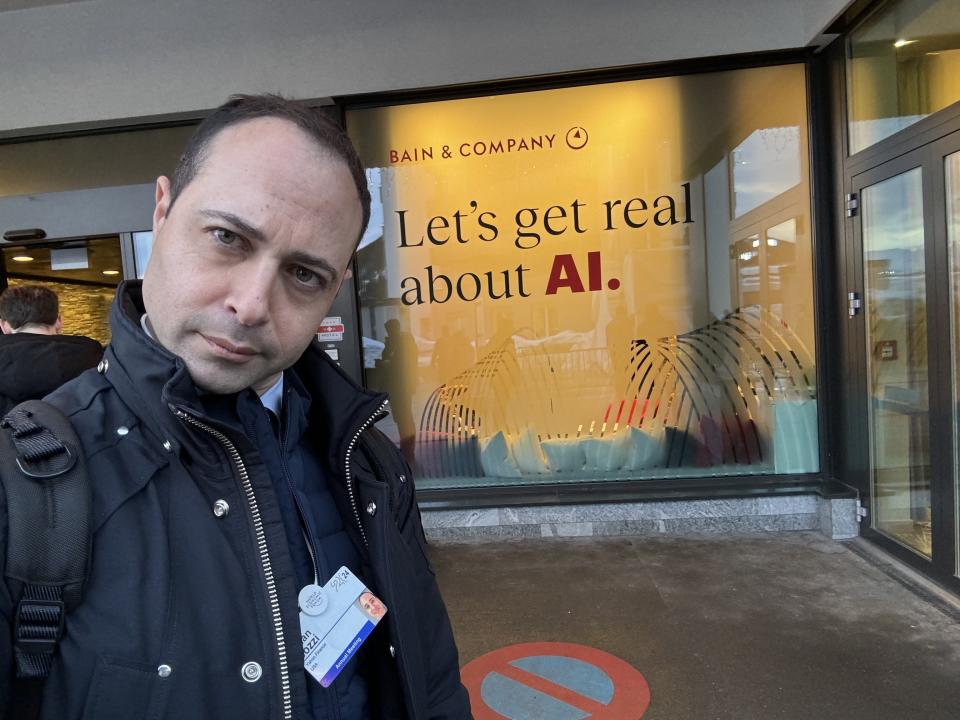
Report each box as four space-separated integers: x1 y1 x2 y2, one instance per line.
200 334 258 361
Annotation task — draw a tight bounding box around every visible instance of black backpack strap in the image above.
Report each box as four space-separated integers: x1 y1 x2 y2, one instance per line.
0 400 91 681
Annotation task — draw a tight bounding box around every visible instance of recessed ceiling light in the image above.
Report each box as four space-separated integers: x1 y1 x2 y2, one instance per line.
102 269 120 276
12 255 34 262
893 39 916 48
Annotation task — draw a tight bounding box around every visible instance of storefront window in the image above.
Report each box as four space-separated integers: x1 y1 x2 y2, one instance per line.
347 64 816 488
847 0 960 155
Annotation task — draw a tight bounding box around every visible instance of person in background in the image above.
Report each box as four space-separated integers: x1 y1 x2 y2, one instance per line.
0 284 102 415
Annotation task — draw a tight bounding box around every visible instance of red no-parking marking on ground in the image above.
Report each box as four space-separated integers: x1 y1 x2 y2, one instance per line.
461 642 651 720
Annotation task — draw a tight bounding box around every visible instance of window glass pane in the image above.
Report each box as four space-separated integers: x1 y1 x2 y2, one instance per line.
347 64 816 488
133 231 154 279
732 128 801 217
863 167 932 557
947 150 960 572
848 0 960 154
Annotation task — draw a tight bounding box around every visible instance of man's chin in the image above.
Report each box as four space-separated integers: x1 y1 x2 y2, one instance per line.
185 361 264 396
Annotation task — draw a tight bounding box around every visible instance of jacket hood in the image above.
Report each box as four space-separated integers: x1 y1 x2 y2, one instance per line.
103 281 388 476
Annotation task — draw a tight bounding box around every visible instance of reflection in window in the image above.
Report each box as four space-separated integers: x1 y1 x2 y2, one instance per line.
848 0 960 154
347 64 816 488
732 127 801 217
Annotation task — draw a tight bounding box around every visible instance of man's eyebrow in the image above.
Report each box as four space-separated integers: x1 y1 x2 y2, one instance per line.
200 208 339 279
288 251 338 280
199 209 266 243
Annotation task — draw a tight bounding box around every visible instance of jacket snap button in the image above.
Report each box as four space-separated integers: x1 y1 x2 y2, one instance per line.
241 661 262 683
157 664 172 678
366 501 377 516
163 440 173 452
399 474 406 484
116 426 129 436
97 359 109 373
213 499 230 517
389 645 396 658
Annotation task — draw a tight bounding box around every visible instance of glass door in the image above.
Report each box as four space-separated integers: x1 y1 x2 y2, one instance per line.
856 158 934 557
942 143 960 576
1 236 124 345
851 131 960 581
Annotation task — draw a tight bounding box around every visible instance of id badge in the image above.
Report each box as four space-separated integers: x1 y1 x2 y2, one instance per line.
299 566 387 687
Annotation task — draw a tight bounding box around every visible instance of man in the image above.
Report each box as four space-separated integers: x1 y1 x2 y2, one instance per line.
0 95 470 719
0 284 102 415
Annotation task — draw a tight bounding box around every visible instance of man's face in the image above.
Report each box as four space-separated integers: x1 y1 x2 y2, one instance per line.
142 117 362 395
359 591 386 620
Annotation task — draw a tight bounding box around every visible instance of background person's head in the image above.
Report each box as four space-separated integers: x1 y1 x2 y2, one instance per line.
142 94 370 396
0 285 62 335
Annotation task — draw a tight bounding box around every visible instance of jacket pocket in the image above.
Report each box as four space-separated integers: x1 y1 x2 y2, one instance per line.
81 656 157 720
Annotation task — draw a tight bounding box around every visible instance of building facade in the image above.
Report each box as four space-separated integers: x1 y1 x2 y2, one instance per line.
1 0 958 592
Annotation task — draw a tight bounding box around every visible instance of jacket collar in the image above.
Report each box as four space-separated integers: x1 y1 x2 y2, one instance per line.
103 281 388 477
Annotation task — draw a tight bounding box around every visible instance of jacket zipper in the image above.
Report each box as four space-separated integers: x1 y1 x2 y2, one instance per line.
172 407 293 720
342 399 389 548
343 400 418 717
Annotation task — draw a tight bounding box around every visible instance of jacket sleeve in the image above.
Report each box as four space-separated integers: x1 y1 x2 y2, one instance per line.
403 490 472 719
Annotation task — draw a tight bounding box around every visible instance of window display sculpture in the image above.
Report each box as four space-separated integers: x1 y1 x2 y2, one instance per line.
416 306 817 481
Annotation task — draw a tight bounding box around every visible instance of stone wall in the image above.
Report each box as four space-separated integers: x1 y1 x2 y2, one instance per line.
422 495 861 542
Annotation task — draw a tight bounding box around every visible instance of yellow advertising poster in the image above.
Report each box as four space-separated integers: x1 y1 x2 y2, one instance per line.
347 64 817 487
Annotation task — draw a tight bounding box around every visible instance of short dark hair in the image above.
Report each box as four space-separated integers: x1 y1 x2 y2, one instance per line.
169 93 371 245
0 285 58 329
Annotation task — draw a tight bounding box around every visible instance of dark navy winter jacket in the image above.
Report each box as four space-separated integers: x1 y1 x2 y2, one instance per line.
0 282 471 720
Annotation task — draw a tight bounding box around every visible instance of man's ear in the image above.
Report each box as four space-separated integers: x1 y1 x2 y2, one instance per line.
54 316 63 334
153 176 172 236
0 319 13 335
332 264 353 296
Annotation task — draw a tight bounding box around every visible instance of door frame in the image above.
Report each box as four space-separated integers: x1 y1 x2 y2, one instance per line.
845 130 960 589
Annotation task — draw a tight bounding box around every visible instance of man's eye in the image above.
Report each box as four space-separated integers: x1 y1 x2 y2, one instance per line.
212 228 238 245
294 266 324 288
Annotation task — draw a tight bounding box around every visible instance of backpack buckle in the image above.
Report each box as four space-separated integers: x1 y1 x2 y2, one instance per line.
15 444 76 479
14 597 66 658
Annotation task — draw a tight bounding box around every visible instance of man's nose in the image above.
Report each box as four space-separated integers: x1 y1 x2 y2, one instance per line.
225 262 273 327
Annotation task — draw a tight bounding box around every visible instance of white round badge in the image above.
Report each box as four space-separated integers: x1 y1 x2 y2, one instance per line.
298 584 329 616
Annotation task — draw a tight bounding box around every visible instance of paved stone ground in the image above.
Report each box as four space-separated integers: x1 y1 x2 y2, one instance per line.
429 532 960 720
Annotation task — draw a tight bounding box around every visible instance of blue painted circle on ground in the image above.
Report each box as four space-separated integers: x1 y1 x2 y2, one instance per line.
481 654 616 719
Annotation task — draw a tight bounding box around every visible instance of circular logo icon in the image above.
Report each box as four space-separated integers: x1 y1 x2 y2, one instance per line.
298 584 329 616
565 126 589 150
